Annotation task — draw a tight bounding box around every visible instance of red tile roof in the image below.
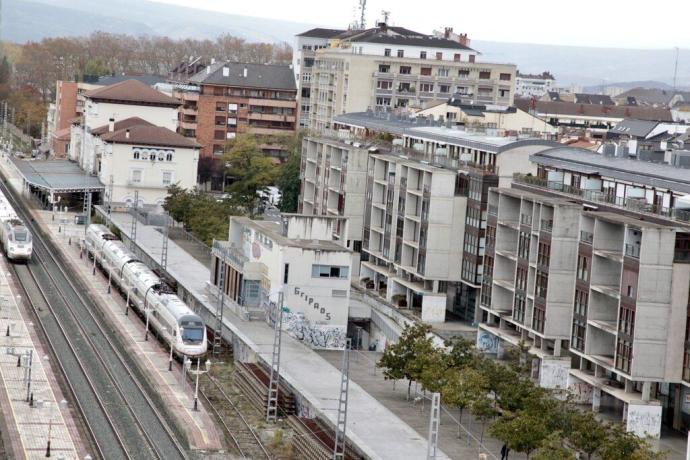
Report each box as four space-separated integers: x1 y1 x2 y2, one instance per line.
101 125 201 149
84 79 180 107
91 117 154 135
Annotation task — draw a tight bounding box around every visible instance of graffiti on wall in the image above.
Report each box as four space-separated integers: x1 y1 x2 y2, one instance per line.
283 309 346 349
539 359 569 390
567 379 593 404
476 330 499 354
626 404 662 438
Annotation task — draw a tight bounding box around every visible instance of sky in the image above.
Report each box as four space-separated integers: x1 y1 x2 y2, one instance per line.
152 0 688 49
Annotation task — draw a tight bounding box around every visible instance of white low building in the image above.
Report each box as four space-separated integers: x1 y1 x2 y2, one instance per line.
98 120 200 206
210 214 351 349
70 79 181 174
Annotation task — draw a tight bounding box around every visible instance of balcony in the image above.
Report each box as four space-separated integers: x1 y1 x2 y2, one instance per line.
181 107 197 116
248 112 296 122
375 88 393 95
514 173 690 225
580 230 594 244
520 214 533 225
488 204 498 216
540 219 553 232
624 243 640 259
179 120 197 130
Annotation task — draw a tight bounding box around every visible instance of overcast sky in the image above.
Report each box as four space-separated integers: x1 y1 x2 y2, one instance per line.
152 0 686 49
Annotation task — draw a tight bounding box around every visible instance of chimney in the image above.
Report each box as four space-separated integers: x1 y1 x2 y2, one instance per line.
108 117 115 132
243 67 248 78
459 33 470 47
211 58 216 65
125 129 130 139
206 66 211 75
444 27 453 39
377 22 387 32
222 66 230 77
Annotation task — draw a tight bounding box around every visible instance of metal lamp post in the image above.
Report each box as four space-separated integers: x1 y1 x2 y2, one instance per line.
46 399 68 457
167 327 175 371
186 358 211 411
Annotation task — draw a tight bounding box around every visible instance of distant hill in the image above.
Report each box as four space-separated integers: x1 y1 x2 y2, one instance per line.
3 0 690 87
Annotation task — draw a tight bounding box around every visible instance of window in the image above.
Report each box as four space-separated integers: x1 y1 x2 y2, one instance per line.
283 263 289 283
479 71 491 79
378 64 390 73
469 55 476 63
513 294 526 323
572 318 586 351
500 73 512 81
437 68 449 77
537 242 551 266
130 169 142 184
420 83 434 93
435 52 443 60
384 48 391 57
533 305 545 333
162 171 173 186
420 51 427 59
577 255 590 282
574 289 588 316
619 306 635 336
420 67 432 76
215 102 226 111
133 150 140 160
228 103 238 112
615 339 633 373
454 53 461 62
458 69 470 79
311 264 349 279
214 130 225 140
439 84 450 93
397 49 404 58
535 271 548 299
377 80 393 90
516 266 528 291
227 118 237 126
399 65 412 74
166 152 173 161
518 232 530 259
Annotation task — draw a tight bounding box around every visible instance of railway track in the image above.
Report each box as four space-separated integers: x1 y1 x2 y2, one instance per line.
200 374 271 459
2 180 188 460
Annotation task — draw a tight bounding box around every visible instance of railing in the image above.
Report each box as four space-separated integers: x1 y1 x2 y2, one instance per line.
391 145 498 175
624 243 640 259
520 214 533 225
513 173 690 224
540 219 553 232
580 230 594 244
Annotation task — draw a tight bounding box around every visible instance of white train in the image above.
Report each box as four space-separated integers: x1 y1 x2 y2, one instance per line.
0 188 32 262
85 224 207 357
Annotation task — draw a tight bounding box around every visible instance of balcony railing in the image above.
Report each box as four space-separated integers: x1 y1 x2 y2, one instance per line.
520 214 533 225
624 243 640 259
580 230 594 244
540 219 553 232
513 173 690 224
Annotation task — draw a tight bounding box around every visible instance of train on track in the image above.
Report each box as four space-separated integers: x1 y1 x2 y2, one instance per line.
0 188 32 262
85 224 207 357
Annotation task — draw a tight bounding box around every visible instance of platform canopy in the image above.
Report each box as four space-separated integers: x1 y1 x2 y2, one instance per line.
12 158 104 194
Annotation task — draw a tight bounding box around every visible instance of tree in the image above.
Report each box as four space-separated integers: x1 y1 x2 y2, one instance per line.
599 424 667 460
532 433 576 460
441 368 488 438
490 412 551 459
224 135 277 217
276 134 302 212
567 411 608 460
377 323 433 399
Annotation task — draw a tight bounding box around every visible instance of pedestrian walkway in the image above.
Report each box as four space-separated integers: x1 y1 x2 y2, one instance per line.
0 257 82 459
105 209 450 460
36 210 223 452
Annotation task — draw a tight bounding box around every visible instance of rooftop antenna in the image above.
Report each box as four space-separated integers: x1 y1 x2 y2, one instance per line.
381 10 390 24
672 47 679 92
358 0 367 30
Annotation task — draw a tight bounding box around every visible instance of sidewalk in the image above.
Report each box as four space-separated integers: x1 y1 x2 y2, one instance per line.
0 256 83 459
106 209 451 460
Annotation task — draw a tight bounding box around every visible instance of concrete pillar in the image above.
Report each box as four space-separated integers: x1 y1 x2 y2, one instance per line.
594 365 605 378
641 381 651 402
625 379 635 394
553 339 562 357
592 387 601 412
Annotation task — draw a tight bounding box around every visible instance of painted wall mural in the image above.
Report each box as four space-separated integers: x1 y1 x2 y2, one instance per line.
476 330 499 354
282 309 346 349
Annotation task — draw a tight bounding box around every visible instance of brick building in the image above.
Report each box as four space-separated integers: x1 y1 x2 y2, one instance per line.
172 61 298 160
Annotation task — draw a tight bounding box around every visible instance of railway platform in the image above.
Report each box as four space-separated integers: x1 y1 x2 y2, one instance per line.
100 209 451 460
0 255 83 459
35 209 224 453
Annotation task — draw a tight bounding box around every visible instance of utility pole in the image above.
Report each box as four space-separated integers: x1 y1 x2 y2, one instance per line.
83 191 92 235
130 190 139 246
212 252 226 356
161 212 169 271
673 47 680 92
266 293 284 422
427 393 441 460
106 175 114 226
333 338 351 460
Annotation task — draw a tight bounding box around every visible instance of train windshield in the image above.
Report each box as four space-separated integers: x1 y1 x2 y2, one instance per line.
181 327 204 343
13 230 29 242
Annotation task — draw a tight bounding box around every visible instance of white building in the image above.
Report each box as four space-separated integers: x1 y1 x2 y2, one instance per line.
515 71 556 98
210 215 352 349
98 120 200 206
70 79 181 174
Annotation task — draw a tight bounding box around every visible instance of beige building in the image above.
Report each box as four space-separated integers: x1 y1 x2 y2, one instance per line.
298 24 517 131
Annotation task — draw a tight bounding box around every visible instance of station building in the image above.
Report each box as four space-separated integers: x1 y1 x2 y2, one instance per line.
210 214 351 349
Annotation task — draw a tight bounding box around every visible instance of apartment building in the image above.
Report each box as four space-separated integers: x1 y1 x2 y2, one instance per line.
49 80 100 156
295 23 517 131
209 214 351 349
299 134 369 253
172 62 297 160
478 146 690 438
299 112 557 322
515 71 556 98
293 28 345 127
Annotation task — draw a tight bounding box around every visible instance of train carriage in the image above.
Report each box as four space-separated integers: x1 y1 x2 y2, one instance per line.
0 189 32 262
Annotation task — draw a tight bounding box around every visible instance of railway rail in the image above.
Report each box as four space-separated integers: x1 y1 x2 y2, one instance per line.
199 374 272 459
2 179 188 460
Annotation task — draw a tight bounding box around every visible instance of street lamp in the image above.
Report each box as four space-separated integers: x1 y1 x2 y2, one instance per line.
186 358 211 411
46 399 68 457
167 327 175 371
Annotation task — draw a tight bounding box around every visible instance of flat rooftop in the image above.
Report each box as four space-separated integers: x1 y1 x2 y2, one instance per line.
12 158 104 193
531 147 690 194
496 187 581 207
583 210 679 229
334 112 558 153
232 216 350 252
